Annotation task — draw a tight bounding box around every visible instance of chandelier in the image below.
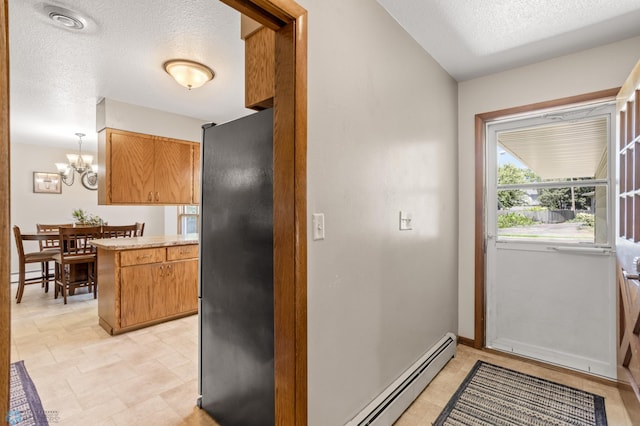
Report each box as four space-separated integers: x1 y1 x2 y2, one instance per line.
55 133 98 190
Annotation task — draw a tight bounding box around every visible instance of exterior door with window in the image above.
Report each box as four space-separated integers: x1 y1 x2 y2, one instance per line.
486 103 617 378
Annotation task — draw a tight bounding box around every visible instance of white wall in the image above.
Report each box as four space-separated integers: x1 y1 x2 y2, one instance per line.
9 143 165 275
300 0 458 424
457 35 640 340
96 98 205 142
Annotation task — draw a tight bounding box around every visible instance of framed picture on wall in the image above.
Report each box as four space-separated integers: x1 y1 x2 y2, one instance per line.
33 172 62 194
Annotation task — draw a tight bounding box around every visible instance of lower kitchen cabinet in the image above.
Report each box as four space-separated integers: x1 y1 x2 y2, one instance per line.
94 238 199 335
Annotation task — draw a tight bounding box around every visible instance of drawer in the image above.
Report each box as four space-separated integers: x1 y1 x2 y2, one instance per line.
120 248 165 266
167 244 199 261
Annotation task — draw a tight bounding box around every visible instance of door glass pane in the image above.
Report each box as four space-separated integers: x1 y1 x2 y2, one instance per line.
495 113 610 245
497 185 607 244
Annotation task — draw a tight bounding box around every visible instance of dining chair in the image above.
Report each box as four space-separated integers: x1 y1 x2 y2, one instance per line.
101 224 138 238
53 225 102 304
36 223 72 250
36 223 72 284
13 225 56 303
135 222 145 237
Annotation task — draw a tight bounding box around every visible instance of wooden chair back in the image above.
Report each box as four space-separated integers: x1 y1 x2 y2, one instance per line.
13 225 56 302
13 225 26 261
57 226 102 259
36 223 72 251
135 222 145 237
54 226 101 303
102 224 138 239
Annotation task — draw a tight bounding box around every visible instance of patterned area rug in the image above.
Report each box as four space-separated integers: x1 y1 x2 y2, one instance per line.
434 360 607 426
8 361 49 426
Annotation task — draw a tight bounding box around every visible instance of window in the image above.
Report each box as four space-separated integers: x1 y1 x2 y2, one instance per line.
496 178 607 244
178 205 199 235
489 107 614 246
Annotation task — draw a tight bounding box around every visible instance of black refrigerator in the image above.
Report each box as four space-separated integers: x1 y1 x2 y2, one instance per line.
198 108 274 426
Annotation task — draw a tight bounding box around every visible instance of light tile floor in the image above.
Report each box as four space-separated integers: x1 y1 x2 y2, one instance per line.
11 285 632 425
396 345 633 425
11 286 218 426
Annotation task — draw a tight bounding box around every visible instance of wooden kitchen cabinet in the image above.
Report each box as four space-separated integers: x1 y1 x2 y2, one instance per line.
98 128 199 205
120 262 161 327
192 145 201 204
245 26 274 110
171 259 199 313
119 259 198 327
95 238 199 335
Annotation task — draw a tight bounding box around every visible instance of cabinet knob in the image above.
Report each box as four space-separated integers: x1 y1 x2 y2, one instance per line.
148 191 153 202
155 192 160 201
159 265 164 277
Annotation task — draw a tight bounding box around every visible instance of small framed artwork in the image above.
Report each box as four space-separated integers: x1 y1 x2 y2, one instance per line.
33 172 62 194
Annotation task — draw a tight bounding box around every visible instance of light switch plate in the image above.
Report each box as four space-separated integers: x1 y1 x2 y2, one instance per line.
399 211 412 230
312 213 325 240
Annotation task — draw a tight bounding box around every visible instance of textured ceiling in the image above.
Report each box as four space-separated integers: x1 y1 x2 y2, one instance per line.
9 0 640 153
376 0 640 81
9 0 250 150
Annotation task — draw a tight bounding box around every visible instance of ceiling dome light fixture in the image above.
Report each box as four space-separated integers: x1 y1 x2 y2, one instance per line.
163 59 214 90
44 5 87 30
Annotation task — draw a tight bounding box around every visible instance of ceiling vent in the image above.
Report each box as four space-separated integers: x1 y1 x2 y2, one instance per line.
44 5 87 30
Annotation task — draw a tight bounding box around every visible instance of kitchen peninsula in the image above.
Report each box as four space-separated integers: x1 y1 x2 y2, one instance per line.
92 234 199 335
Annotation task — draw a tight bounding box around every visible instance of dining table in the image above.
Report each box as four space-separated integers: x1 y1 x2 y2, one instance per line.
19 230 58 240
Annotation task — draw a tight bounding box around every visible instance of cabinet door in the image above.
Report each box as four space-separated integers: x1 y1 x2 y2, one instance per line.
192 144 201 205
109 131 155 203
154 139 193 204
120 263 161 327
166 259 198 315
245 26 275 110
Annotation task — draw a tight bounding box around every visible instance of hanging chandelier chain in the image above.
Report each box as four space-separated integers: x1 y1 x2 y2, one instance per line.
74 132 87 173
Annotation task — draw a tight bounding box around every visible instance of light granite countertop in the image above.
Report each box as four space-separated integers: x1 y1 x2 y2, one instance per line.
91 234 199 250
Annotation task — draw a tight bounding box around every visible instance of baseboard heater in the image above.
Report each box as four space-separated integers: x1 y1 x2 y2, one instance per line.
346 332 456 426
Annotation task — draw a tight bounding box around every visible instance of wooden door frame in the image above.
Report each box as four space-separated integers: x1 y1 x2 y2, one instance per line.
473 88 619 349
0 1 308 424
1 0 10 422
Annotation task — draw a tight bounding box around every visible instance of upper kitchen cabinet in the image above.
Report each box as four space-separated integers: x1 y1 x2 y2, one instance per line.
244 24 274 110
193 146 201 204
98 128 198 205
